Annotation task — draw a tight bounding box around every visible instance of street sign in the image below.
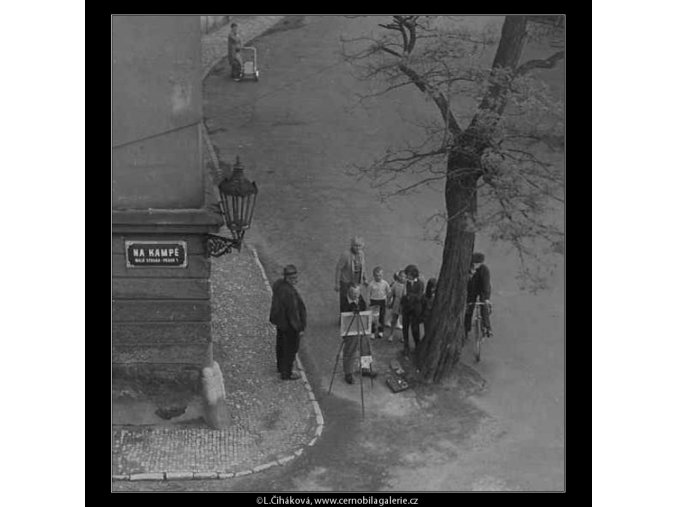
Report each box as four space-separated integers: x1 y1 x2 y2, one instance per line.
125 241 188 268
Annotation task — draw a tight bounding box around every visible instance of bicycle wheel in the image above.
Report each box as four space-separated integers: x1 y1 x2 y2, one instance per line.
473 315 482 363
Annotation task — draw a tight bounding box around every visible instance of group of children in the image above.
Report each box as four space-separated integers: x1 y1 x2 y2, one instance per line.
363 265 437 352
339 251 492 384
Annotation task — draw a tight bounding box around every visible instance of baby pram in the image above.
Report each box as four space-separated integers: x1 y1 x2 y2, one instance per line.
239 47 259 81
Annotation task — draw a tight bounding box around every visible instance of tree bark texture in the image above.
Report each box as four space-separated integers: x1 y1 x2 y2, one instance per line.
415 155 477 383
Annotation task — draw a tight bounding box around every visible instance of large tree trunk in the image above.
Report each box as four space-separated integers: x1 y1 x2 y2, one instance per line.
415 154 478 383
414 16 530 383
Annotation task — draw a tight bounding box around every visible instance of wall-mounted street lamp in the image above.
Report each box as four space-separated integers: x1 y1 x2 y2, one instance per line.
206 156 258 257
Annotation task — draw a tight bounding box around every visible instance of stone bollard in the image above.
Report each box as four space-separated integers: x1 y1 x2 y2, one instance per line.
201 342 231 429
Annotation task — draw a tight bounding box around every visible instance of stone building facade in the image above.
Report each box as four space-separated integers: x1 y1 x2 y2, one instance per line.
112 15 222 387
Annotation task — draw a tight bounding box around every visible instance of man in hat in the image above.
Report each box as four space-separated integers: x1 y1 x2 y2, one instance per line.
269 264 307 380
465 252 492 339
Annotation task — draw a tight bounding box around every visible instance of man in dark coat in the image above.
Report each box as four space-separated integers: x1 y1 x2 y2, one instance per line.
465 252 493 338
269 264 307 380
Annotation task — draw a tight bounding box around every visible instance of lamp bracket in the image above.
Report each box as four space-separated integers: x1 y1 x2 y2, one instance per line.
205 233 242 258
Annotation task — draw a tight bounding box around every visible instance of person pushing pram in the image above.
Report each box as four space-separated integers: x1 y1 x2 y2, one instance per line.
227 22 244 81
227 22 260 82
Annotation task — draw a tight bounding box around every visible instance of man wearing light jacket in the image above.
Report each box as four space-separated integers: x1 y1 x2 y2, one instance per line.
334 236 367 314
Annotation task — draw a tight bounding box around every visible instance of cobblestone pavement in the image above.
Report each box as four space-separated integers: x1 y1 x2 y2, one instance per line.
113 15 320 480
112 245 317 477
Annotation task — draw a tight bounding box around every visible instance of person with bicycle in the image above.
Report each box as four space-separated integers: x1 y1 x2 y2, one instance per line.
464 252 493 340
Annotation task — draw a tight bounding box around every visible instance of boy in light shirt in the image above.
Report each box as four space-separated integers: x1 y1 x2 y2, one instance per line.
366 266 391 339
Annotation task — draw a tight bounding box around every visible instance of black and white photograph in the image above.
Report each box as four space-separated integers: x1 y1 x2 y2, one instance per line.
111 14 565 493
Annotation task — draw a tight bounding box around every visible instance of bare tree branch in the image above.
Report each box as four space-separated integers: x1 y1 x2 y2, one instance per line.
402 16 419 53
526 15 564 28
501 133 564 151
384 148 447 164
502 148 555 169
342 17 469 139
391 176 446 196
343 16 563 295
516 50 565 76
396 63 463 136
519 174 564 203
382 17 410 53
353 80 412 104
377 44 402 58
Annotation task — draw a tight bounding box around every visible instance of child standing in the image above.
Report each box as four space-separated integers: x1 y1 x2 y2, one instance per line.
387 270 406 342
367 266 391 339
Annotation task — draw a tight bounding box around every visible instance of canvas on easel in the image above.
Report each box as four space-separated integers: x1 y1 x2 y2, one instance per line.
329 310 377 417
339 311 373 337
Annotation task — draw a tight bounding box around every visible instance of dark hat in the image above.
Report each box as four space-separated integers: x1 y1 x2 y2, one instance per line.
283 264 298 276
472 252 485 263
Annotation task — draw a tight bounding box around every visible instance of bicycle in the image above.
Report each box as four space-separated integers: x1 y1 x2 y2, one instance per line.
468 300 492 363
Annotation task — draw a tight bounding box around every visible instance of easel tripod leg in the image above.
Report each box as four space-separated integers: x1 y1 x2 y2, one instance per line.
359 343 365 419
328 339 345 394
358 328 366 419
358 315 375 389
329 312 357 394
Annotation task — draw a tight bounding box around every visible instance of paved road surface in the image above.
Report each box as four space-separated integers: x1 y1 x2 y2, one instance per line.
201 15 564 491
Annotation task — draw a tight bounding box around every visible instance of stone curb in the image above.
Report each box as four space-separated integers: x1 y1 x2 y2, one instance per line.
130 472 165 481
165 472 194 480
